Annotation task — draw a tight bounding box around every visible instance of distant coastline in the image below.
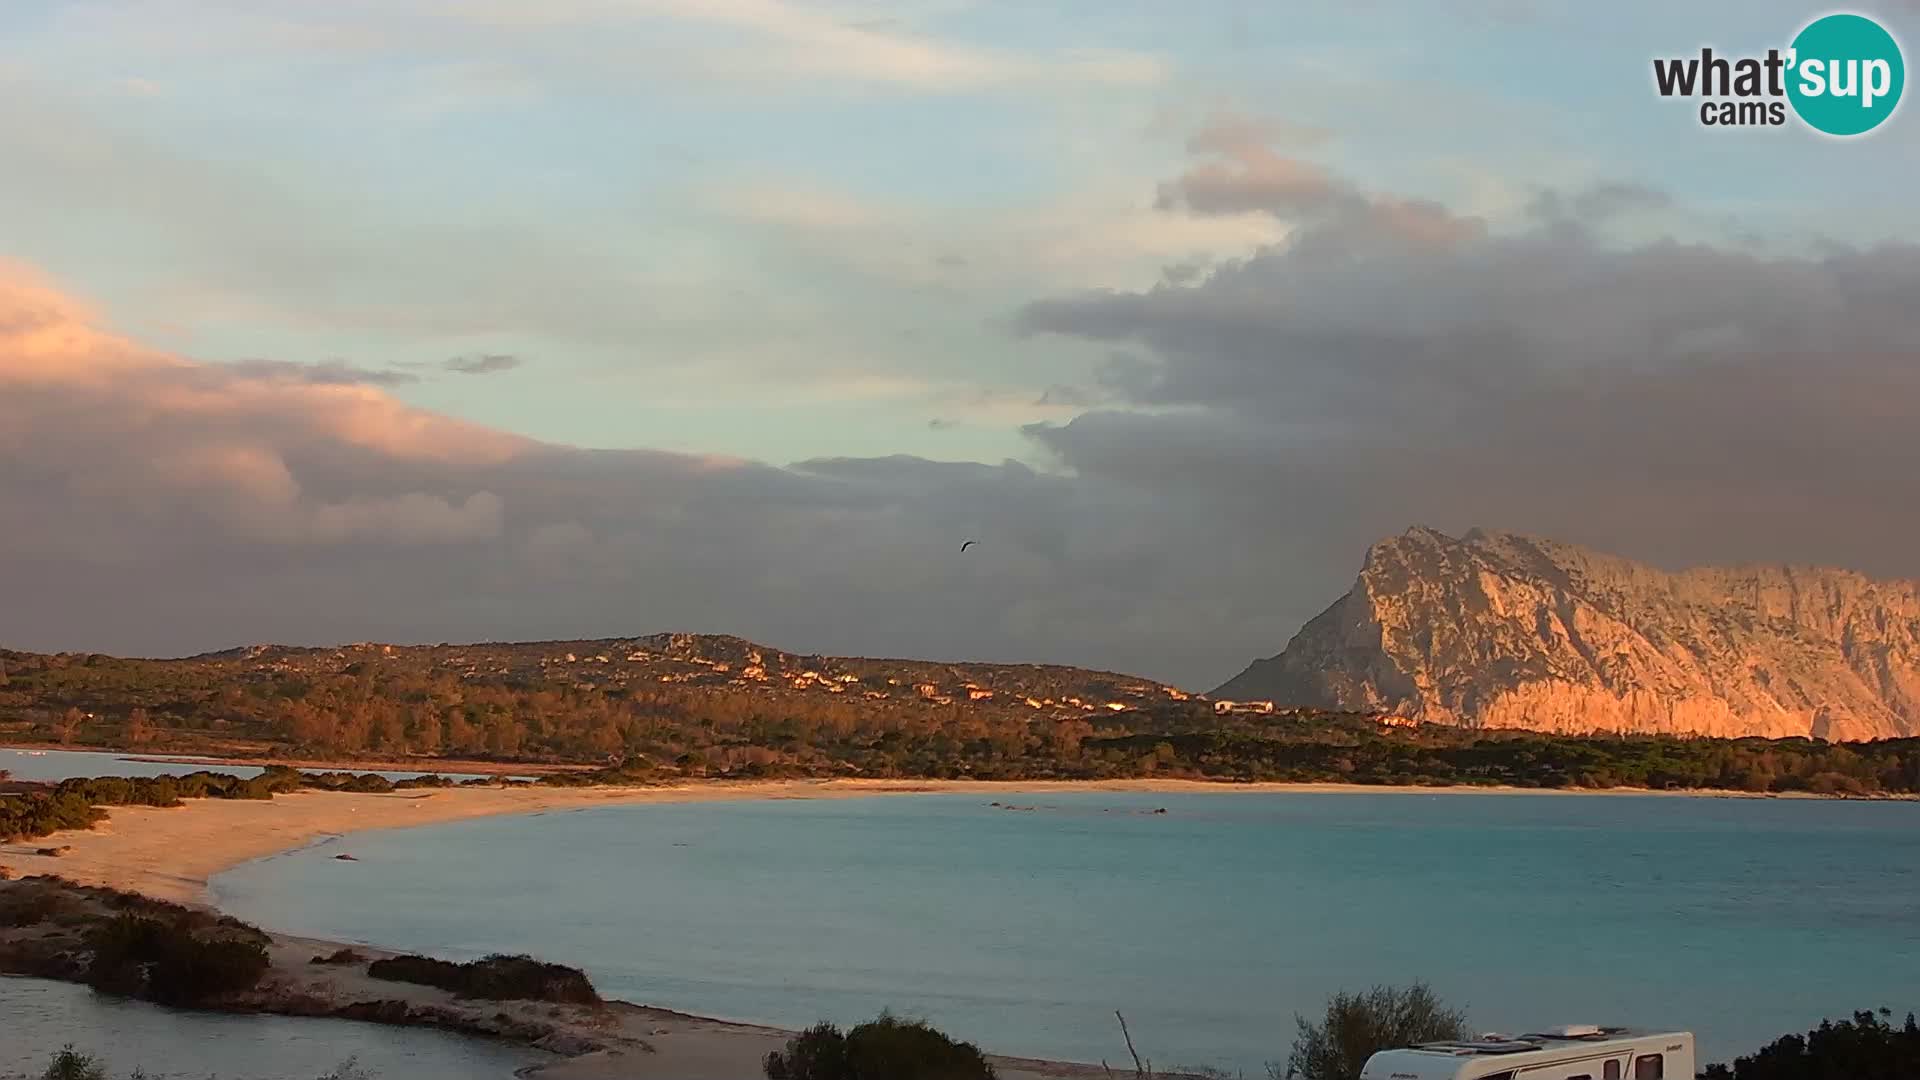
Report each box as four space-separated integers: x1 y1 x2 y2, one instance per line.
0 741 589 778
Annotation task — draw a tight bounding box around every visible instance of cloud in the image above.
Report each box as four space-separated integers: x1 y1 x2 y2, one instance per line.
225 358 419 386
0 261 1291 685
1149 126 1485 259
1035 384 1102 408
470 0 1168 92
1014 146 1920 606
1526 181 1673 225
444 353 523 376
166 0 1164 95
1154 146 1355 219
0 79 717 349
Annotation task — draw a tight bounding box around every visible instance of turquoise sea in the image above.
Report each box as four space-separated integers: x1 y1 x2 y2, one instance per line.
190 790 1920 1076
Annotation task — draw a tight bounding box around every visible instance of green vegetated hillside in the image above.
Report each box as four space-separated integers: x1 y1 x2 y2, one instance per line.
2 633 1917 793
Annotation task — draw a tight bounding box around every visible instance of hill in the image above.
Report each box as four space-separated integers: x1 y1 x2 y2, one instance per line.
0 633 1196 772
3 628 1917 794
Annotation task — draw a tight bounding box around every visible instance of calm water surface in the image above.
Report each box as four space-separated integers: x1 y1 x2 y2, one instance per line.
210 791 1920 1075
0 977 546 1079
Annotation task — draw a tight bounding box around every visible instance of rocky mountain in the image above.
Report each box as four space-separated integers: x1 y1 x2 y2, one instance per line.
1214 527 1920 740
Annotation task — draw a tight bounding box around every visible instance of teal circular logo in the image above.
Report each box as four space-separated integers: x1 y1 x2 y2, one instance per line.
1787 13 1905 136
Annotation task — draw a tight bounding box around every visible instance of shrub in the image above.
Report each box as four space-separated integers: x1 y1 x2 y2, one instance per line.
1 888 61 928
300 772 396 794
536 771 596 788
1276 983 1467 1080
34 1048 367 1080
393 774 453 789
39 1046 105 1080
311 947 366 965
84 914 270 1005
1702 1009 1920 1079
367 952 599 1003
764 1012 997 1080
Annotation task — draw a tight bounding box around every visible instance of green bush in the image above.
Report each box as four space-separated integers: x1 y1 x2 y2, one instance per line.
1277 983 1467 1080
84 914 270 1005
39 1046 105 1080
366 952 598 1003
301 772 397 794
764 1013 997 1080
1702 1010 1920 1079
393 774 453 789
34 1047 368 1080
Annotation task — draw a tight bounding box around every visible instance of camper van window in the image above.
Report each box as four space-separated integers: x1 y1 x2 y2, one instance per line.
1604 1061 1621 1080
1567 1074 1592 1080
1634 1054 1664 1079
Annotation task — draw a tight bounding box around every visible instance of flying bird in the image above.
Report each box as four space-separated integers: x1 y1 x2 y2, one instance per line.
960 540 976 552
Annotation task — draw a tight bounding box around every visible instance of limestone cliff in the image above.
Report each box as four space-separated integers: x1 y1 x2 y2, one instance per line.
1214 527 1920 739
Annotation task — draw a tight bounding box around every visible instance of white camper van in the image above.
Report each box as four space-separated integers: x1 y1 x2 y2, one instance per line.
1360 1025 1696 1080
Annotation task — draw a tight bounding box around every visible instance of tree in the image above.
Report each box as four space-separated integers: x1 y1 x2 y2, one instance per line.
1277 983 1467 1080
56 707 84 746
765 1013 997 1080
411 704 444 754
1701 1009 1920 1079
123 708 153 746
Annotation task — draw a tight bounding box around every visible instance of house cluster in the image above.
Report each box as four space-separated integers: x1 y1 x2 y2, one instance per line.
287 637 1215 723
1212 699 1277 715
785 670 861 694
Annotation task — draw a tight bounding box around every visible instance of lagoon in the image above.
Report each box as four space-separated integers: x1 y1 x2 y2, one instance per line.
209 790 1920 1076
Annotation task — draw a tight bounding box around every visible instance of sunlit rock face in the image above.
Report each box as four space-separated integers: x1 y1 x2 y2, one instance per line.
1216 527 1920 739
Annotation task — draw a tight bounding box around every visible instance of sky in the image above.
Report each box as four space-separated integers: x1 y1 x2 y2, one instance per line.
3 1 1919 689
